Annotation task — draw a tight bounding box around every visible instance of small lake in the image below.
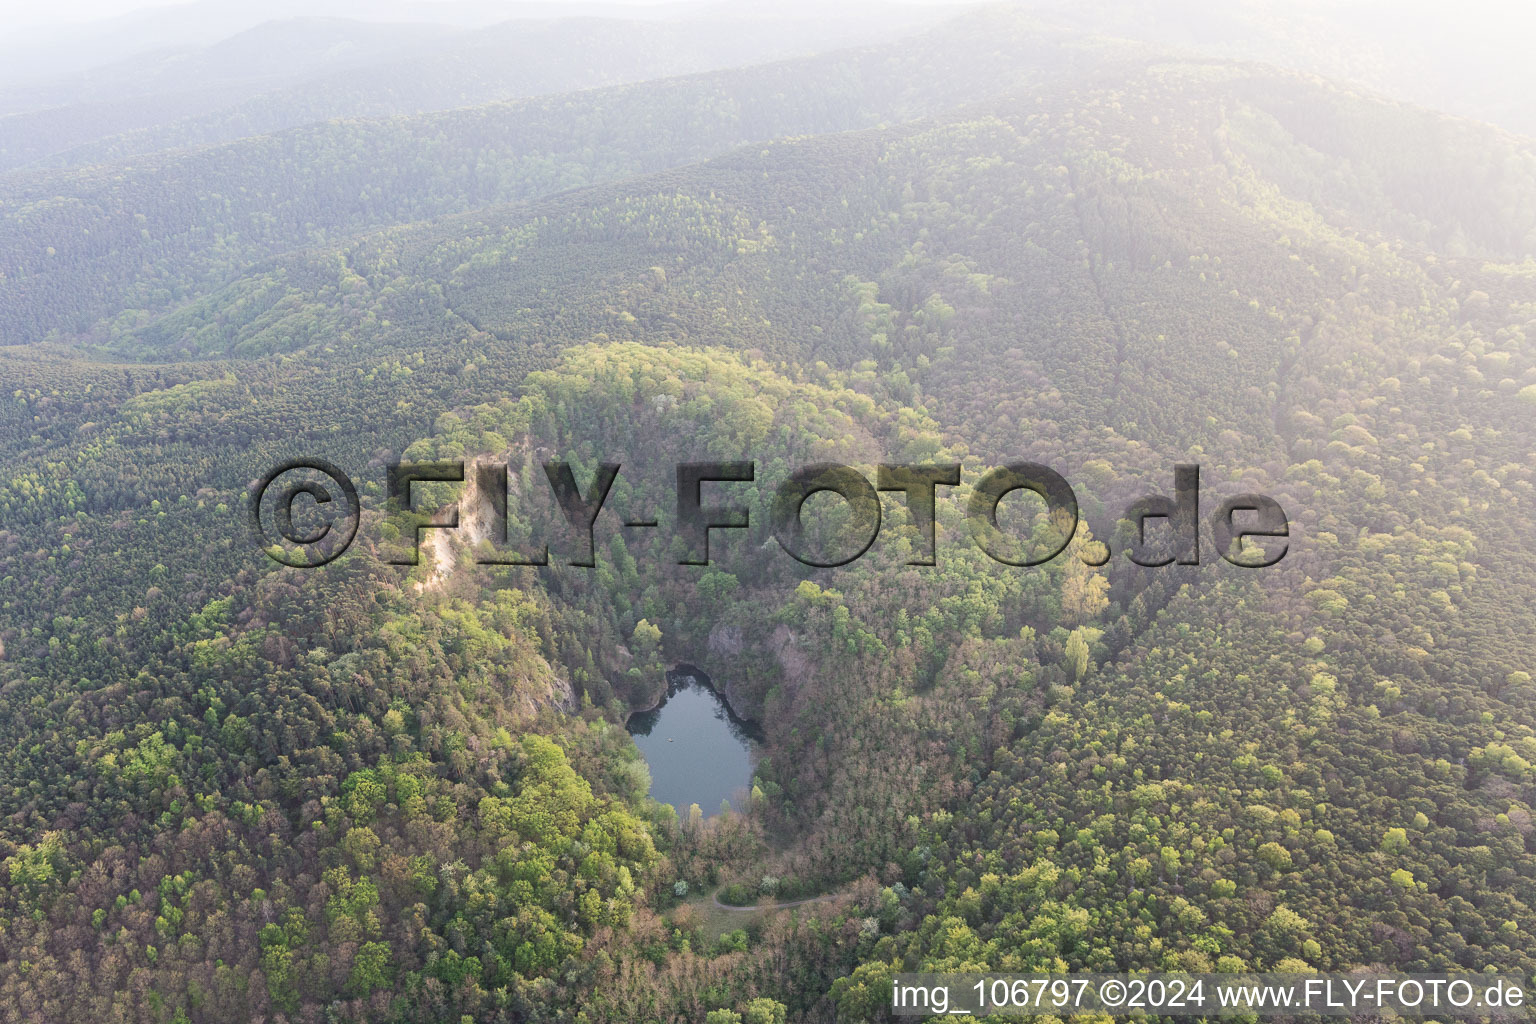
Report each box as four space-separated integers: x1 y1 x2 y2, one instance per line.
627 666 760 817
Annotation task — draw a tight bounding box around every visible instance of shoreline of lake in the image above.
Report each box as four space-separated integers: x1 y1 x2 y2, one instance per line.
625 663 759 737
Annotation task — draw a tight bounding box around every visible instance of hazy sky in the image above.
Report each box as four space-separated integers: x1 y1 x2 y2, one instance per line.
5 0 243 30
0 0 677 31
1 0 972 32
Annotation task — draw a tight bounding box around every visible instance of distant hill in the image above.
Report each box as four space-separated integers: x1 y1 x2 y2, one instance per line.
1013 0 1536 137
0 4 946 173
0 18 454 117
0 0 714 86
0 10 1149 344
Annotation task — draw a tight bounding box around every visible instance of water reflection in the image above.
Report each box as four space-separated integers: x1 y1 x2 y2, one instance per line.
627 666 760 815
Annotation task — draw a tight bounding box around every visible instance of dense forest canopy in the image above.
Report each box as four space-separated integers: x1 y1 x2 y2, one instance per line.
0 3 1533 1022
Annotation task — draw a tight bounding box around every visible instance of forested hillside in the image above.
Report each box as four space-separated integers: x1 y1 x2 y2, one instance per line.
0 5 1533 1022
0 9 1151 346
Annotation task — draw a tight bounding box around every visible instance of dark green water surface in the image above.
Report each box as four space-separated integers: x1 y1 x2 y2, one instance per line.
626 668 759 817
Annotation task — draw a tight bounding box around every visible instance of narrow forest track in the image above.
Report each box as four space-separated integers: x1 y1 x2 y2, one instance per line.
711 890 842 912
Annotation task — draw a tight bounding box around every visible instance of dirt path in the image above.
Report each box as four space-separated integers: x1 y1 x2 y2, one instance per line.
711 891 840 912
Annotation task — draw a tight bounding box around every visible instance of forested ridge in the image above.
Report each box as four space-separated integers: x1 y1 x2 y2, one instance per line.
0 8 1146 347
0 6 1534 1022
0 5 944 174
